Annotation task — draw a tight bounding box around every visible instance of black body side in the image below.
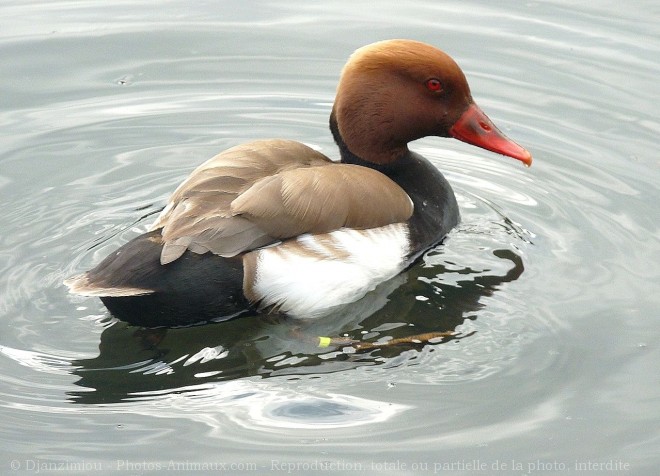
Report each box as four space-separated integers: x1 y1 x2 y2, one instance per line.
87 230 253 327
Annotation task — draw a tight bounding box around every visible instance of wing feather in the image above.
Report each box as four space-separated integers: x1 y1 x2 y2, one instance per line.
152 139 332 263
151 139 413 265
231 165 413 238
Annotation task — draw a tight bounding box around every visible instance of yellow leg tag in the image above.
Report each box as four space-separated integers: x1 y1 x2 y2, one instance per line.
318 336 332 348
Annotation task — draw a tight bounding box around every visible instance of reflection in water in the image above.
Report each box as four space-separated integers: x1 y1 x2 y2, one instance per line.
68 247 523 404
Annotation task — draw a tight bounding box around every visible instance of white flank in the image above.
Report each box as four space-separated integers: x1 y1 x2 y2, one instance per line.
249 223 410 318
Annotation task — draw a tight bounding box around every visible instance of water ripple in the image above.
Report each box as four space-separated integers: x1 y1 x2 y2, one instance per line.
0 76 566 407
1 2 658 467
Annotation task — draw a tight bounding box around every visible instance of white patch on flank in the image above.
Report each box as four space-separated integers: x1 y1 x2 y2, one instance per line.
250 223 410 318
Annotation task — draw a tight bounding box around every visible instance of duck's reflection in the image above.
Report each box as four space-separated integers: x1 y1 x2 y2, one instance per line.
68 248 523 404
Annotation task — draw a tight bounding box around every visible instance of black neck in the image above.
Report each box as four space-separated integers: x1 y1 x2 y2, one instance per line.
329 111 460 254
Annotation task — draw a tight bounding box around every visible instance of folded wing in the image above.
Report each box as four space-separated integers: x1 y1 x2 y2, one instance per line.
152 139 414 264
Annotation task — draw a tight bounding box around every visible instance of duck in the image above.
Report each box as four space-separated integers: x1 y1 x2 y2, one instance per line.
65 39 532 328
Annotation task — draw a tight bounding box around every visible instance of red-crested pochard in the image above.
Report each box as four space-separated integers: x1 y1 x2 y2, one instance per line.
65 39 532 327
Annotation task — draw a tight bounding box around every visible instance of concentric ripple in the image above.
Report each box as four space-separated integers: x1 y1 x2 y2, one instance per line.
0 1 658 469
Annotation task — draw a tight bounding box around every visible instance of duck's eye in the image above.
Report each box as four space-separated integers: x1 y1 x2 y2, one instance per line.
425 78 443 92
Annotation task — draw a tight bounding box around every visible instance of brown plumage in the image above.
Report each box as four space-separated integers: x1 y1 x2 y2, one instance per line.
152 139 413 264
333 40 472 164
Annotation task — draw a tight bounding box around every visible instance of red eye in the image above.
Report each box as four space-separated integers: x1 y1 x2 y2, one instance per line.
426 78 443 92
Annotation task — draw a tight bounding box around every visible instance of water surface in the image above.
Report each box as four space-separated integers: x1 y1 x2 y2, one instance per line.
1 0 658 474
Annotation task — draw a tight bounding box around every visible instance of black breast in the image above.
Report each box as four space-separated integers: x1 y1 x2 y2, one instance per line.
338 150 460 257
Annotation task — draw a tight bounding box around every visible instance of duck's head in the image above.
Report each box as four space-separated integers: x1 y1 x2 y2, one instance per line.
331 39 532 166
